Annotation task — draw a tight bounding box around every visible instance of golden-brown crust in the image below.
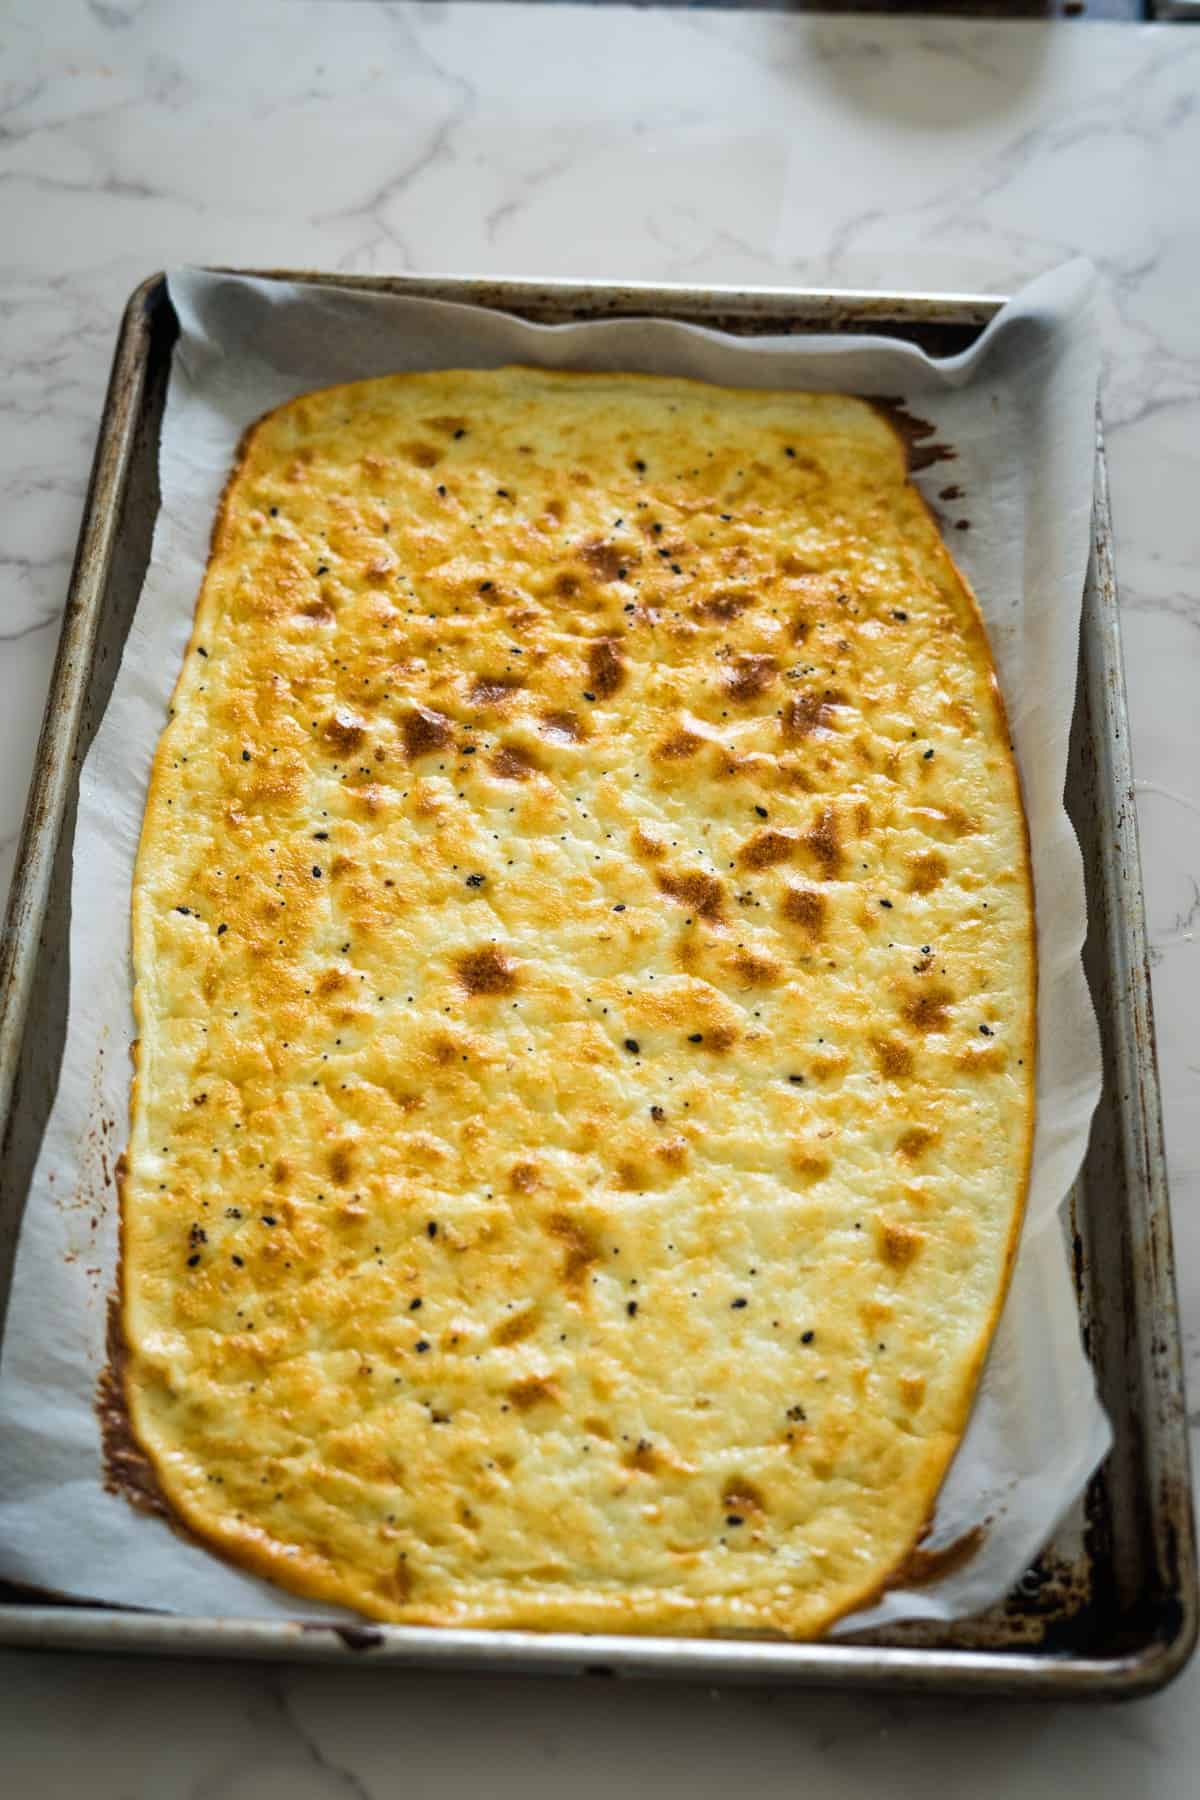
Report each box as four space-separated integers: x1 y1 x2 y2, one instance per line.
117 367 1035 1637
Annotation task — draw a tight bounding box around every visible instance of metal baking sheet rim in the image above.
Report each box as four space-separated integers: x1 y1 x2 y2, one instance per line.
0 269 1193 1698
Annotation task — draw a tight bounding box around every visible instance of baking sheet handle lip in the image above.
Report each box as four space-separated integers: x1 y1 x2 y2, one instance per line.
0 1601 1191 1699
0 270 166 1139
1090 432 1199 1673
205 263 1008 324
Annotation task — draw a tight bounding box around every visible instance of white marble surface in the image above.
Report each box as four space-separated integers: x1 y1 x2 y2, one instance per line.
1 1 1198 1791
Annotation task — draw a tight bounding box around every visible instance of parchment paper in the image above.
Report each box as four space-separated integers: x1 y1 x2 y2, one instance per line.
0 263 1109 1634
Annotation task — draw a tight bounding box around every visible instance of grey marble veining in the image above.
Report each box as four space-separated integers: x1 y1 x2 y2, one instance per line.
1 2 1198 1792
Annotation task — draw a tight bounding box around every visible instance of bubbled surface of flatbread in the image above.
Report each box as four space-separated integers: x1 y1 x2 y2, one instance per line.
121 367 1034 1636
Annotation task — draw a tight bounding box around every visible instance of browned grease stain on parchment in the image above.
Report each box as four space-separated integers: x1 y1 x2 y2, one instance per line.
893 1523 987 1587
872 399 958 474
96 1291 170 1521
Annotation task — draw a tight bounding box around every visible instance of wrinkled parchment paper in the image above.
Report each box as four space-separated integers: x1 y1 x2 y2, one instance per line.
0 263 1109 1634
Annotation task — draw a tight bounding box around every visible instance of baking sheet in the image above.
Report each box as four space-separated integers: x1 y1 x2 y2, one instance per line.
0 263 1109 1635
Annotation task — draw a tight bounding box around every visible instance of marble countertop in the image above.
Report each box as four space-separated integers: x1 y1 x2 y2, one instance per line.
2 2 1198 1792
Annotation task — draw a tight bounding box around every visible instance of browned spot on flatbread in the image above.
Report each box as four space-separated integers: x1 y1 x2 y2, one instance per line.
877 1219 925 1269
901 985 954 1033
803 807 842 877
654 1136 689 1170
402 705 453 759
507 1377 561 1412
379 1557 415 1603
739 829 797 870
470 677 522 709
407 442 442 469
899 1374 927 1411
783 691 839 740
632 825 666 860
790 1148 831 1185
328 1145 355 1185
781 885 827 939
895 1127 937 1163
873 1038 913 1081
588 637 626 698
538 710 582 743
491 745 539 782
722 1477 766 1517
695 591 747 623
493 1307 539 1346
654 727 703 762
508 1161 540 1194
908 850 949 894
324 709 368 752
456 947 518 996
546 1212 601 1285
911 803 978 841
580 539 624 582
365 550 397 583
729 948 781 988
725 654 777 702
657 869 725 923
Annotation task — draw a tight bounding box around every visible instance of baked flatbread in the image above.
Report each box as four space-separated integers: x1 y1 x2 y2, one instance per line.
119 368 1034 1635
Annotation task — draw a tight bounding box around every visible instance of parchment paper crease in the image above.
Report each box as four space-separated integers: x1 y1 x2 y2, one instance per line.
0 263 1109 1634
